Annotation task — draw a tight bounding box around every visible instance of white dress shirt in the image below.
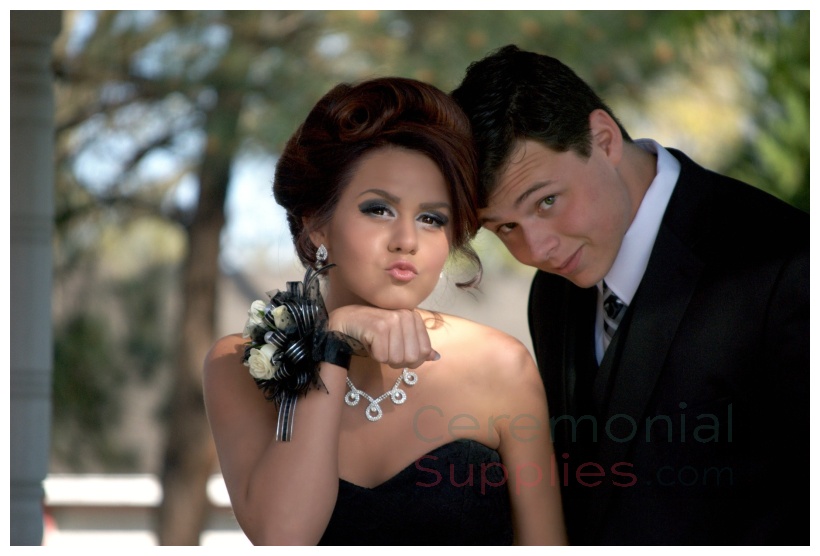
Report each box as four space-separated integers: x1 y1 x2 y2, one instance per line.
595 139 681 363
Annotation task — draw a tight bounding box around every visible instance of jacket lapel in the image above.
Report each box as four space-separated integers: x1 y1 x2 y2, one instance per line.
584 197 706 538
597 221 703 439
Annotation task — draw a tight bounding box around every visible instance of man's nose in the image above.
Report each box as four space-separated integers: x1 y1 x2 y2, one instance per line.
521 224 558 265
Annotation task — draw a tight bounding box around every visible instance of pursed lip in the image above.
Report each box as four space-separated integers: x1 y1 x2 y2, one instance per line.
386 261 418 281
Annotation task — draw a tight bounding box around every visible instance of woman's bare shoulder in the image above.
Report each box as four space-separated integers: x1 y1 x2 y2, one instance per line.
202 333 276 422
204 334 246 372
207 333 246 358
202 333 251 397
423 311 546 422
424 311 536 378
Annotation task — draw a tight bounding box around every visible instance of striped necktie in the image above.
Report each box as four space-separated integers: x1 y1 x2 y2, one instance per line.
602 281 627 351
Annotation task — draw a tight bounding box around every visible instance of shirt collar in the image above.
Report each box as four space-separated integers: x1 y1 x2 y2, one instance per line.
601 139 681 304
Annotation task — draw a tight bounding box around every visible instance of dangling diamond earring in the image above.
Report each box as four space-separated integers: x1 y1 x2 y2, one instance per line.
315 243 328 269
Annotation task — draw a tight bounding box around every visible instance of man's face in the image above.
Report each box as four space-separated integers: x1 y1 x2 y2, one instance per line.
479 139 634 288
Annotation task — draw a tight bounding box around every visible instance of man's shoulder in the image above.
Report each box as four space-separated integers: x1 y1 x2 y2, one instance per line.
665 148 807 252
670 149 806 218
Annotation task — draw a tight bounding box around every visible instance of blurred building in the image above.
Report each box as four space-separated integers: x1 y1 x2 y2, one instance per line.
43 474 249 546
10 10 62 546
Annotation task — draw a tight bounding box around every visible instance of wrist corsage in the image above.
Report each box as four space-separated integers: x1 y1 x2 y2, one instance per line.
241 263 358 441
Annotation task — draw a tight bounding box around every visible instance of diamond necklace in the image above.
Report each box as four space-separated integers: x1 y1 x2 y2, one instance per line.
344 368 418 422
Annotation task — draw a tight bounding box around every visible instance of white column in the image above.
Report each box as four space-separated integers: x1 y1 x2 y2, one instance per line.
10 10 62 546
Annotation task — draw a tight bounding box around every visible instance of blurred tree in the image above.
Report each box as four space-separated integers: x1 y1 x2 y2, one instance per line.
52 313 136 470
51 9 808 545
720 11 809 211
53 10 337 544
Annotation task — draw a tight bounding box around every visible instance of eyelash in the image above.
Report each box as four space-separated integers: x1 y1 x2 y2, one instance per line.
359 202 449 228
360 202 394 218
419 212 449 228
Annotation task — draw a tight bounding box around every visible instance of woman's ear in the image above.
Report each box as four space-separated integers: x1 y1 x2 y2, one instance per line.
588 108 623 166
304 217 327 252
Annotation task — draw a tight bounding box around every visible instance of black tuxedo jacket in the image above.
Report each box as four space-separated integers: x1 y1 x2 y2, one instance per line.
528 149 808 545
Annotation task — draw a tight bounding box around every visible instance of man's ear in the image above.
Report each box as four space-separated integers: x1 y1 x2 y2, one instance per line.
589 109 623 166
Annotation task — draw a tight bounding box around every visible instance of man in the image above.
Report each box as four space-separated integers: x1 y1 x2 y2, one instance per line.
452 44 808 545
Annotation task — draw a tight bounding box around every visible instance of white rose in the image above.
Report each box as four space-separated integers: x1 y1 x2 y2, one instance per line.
247 344 280 380
242 300 268 338
272 305 294 331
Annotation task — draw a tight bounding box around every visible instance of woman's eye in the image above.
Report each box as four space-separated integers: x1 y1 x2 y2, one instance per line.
419 212 449 228
539 195 556 209
359 201 394 217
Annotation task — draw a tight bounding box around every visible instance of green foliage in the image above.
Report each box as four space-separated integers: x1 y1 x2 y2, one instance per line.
115 264 177 381
52 314 137 471
722 11 809 211
52 259 177 471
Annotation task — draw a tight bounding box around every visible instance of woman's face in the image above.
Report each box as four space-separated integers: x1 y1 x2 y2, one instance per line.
311 147 452 311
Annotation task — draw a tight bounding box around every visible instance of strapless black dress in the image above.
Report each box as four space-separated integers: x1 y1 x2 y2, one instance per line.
318 439 513 545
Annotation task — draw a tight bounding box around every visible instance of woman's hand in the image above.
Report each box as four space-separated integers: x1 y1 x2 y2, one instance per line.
327 305 439 369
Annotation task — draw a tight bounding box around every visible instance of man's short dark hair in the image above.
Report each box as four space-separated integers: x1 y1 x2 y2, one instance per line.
452 44 631 206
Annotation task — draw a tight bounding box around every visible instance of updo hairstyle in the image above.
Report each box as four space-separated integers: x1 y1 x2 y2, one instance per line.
273 77 482 287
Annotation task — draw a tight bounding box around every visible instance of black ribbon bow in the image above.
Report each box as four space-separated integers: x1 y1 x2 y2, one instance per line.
243 264 341 441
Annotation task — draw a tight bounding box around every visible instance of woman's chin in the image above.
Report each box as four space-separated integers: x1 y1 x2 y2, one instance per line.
371 294 430 311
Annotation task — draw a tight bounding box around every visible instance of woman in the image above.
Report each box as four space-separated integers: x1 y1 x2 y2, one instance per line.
203 77 566 545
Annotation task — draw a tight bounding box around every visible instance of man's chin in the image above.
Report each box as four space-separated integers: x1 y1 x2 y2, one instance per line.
566 276 595 288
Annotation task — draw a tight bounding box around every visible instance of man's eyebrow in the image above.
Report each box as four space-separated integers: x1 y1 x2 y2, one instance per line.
480 181 554 225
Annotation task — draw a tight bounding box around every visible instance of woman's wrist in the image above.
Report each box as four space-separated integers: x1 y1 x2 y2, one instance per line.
239 264 351 441
318 331 353 369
